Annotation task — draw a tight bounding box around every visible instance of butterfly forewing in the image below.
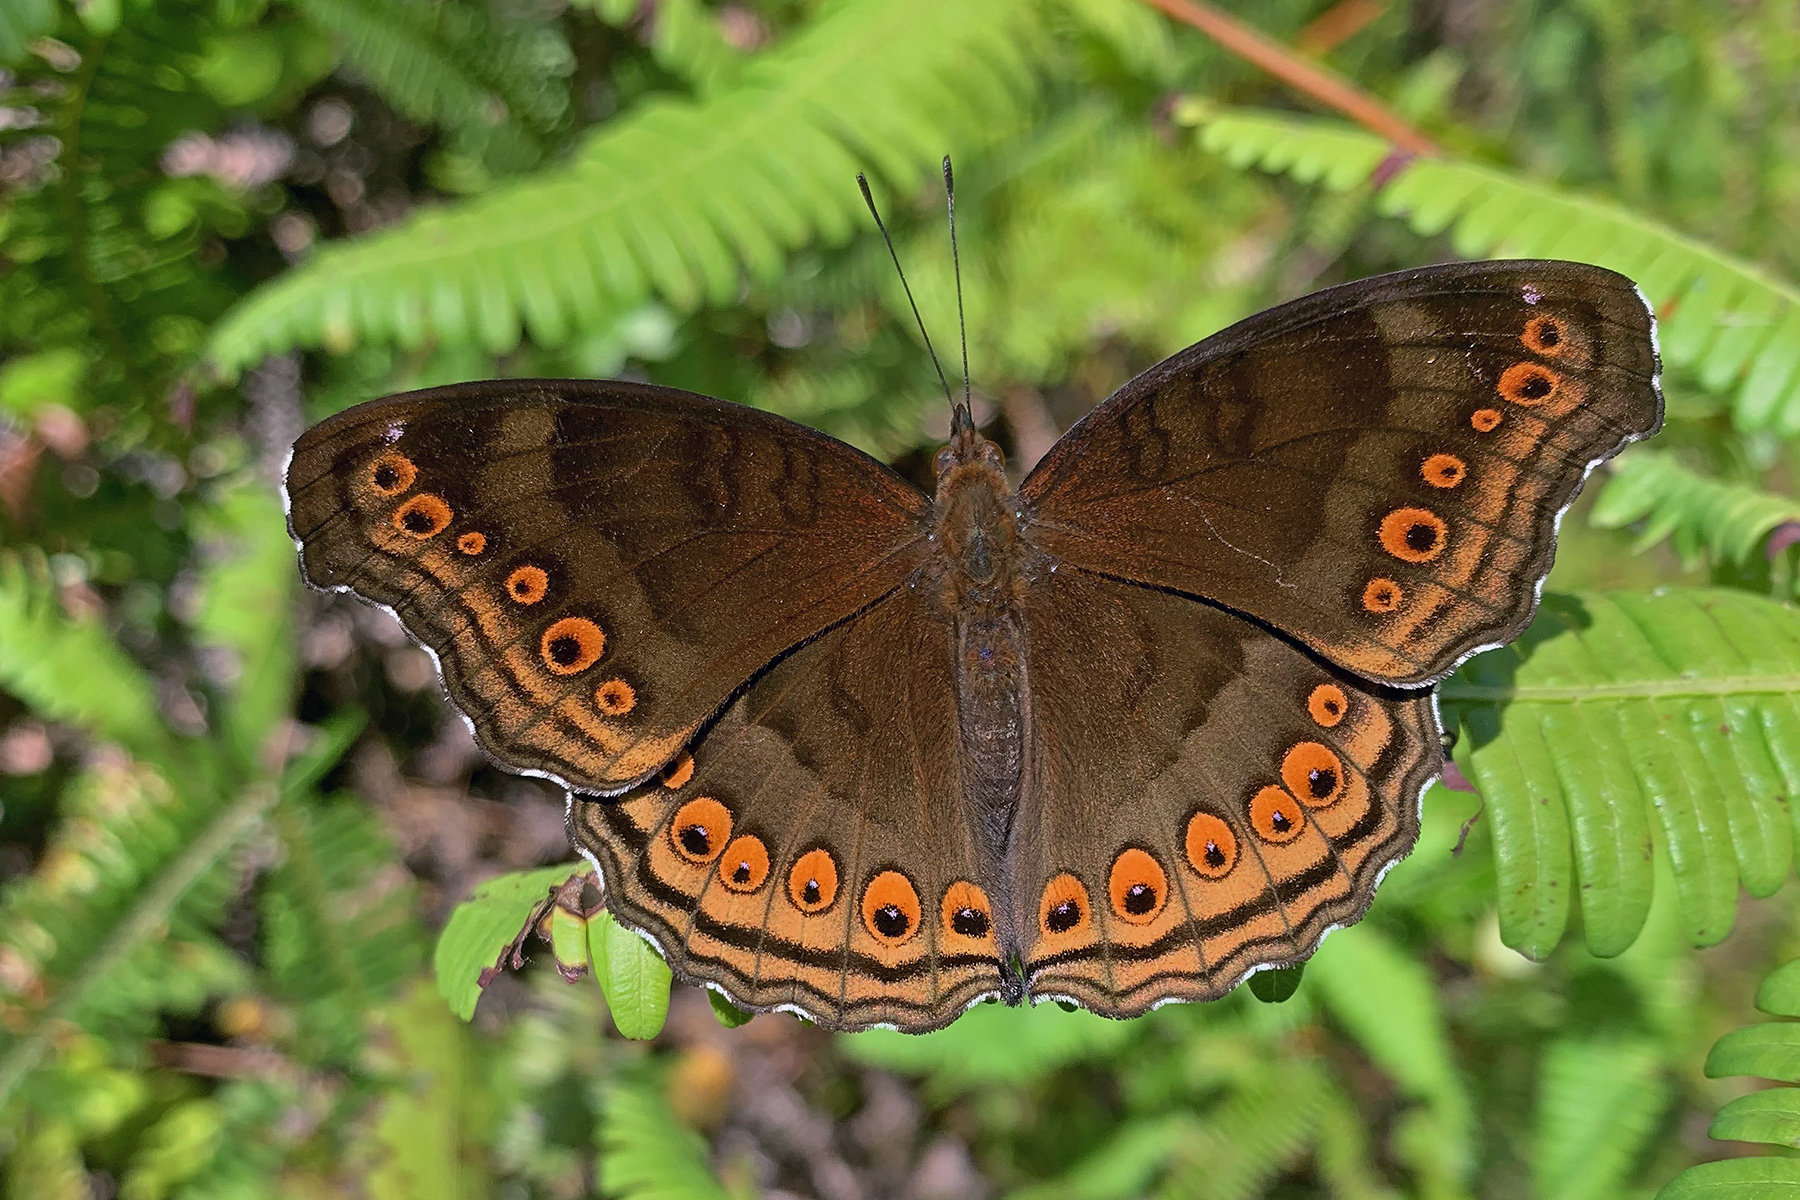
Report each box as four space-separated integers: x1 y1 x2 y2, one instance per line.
1011 568 1440 1014
569 586 1009 1031
285 381 931 792
1020 260 1662 686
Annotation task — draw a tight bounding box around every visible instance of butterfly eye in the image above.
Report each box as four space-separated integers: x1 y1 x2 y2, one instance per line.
1470 407 1503 432
541 618 606 674
861 871 922 947
1379 508 1447 563
1282 743 1346 808
594 678 636 716
940 881 993 942
1498 362 1561 406
457 531 486 555
1184 812 1238 879
1038 873 1090 938
392 494 452 539
669 797 732 865
1307 684 1348 727
506 565 549 605
368 452 416 496
1421 454 1466 489
1107 848 1167 925
1362 578 1404 613
1522 314 1567 356
718 835 769 893
1249 786 1306 843
787 848 839 914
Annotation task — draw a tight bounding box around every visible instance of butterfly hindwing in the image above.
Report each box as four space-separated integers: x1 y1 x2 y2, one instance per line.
1020 260 1662 686
285 381 932 791
1012 568 1440 1014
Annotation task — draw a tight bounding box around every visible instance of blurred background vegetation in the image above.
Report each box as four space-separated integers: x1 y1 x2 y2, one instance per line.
4 0 1800 1196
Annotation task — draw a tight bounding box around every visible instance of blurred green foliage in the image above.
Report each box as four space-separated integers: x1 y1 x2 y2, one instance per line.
3 0 1800 1196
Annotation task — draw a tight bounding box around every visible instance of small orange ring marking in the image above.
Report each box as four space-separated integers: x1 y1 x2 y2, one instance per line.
1470 408 1503 432
1498 361 1560 406
541 617 605 675
941 881 993 942
719 835 769 893
1249 785 1306 843
862 870 923 947
1307 683 1348 727
392 494 452 539
457 531 486 555
660 752 694 789
594 678 636 716
1421 453 1466 489
369 452 416 497
1522 314 1567 357
788 848 839 914
1107 848 1167 925
1379 507 1448 563
1282 742 1346 808
1039 873 1090 938
1362 578 1403 613
506 566 549 605
1184 812 1238 879
669 797 732 865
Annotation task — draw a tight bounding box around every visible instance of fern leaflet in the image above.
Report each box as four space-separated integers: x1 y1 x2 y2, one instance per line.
597 1077 731 1200
1593 450 1800 572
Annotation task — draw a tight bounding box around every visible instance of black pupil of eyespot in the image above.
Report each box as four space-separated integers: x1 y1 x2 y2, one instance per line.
549 636 580 665
874 904 908 936
1539 324 1560 345
1521 373 1552 398
802 879 821 904
1124 883 1156 914
1272 810 1291 831
680 825 710 856
1205 842 1225 867
403 509 433 532
1047 900 1081 933
732 862 750 883
1406 523 1437 552
1308 768 1337 798
953 907 989 937
375 465 398 488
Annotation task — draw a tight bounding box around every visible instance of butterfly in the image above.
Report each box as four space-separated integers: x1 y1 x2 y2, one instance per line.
285 257 1660 1032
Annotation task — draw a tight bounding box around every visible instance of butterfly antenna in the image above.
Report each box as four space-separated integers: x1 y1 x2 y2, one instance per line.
857 173 957 417
944 156 973 435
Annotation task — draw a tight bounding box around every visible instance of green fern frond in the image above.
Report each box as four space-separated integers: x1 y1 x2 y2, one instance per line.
1657 957 1800 1199
204 0 1045 374
283 0 573 172
597 1077 731 1200
578 0 746 94
1441 589 1800 959
1007 1114 1201 1200
1592 451 1800 571
0 551 171 767
0 0 55 63
1156 1061 1334 1200
842 996 1139 1093
193 485 298 767
1535 1036 1670 1200
1192 107 1800 432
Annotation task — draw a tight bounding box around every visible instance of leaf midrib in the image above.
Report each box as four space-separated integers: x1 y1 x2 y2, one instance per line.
1442 675 1800 703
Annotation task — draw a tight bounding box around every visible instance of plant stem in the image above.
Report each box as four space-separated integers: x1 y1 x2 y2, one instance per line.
1138 0 1438 156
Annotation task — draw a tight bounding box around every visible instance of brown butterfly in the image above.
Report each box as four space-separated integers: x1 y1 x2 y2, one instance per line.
285 257 1660 1032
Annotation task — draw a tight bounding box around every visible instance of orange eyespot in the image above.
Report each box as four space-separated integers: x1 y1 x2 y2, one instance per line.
1379 507 1447 563
1039 873 1090 937
660 752 694 789
594 678 636 716
1498 362 1560 406
392 494 452 539
369 452 416 497
457 531 486 555
1184 811 1238 879
1522 314 1567 356
941 881 993 942
540 617 605 674
1421 453 1466 489
788 848 839 914
862 870 922 947
719 835 769 893
1107 848 1167 925
1249 786 1306 843
669 797 732 864
506 566 549 605
1307 683 1348 727
1362 578 1403 613
1471 408 1503 432
1282 742 1346 808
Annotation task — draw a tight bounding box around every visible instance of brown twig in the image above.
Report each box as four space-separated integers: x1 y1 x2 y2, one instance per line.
1138 0 1437 156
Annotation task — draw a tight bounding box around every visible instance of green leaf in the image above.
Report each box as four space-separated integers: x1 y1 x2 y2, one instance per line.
1534 1037 1669 1200
1657 1157 1800 1199
193 484 297 768
707 990 752 1029
1247 963 1303 1003
1440 589 1800 958
597 1077 731 1200
363 983 497 1200
590 910 673 1041
432 863 584 1021
1593 451 1800 571
0 0 56 65
1710 1088 1800 1148
842 997 1136 1092
1706 1024 1800 1084
1007 1113 1201 1200
1760 961 1800 1017
1196 108 1800 432
205 0 1045 373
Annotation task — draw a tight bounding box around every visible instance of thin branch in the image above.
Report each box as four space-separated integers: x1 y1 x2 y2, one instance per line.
1139 0 1437 156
